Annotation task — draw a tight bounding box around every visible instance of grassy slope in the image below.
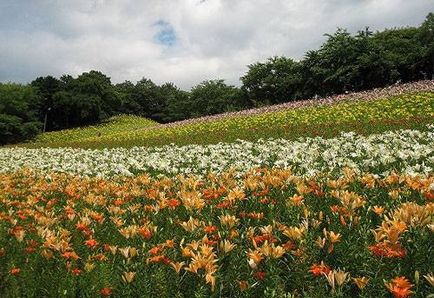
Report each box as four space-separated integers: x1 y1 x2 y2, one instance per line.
29 115 158 144
22 91 434 149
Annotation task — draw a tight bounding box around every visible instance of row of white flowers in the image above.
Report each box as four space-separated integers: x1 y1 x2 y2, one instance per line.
1 127 433 178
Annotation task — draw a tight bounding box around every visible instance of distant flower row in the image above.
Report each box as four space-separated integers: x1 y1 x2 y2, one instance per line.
2 127 433 178
158 80 434 129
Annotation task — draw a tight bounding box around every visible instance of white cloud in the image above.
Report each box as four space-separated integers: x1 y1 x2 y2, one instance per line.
0 0 432 89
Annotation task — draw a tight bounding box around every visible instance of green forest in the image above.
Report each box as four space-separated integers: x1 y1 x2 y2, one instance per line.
1 12 433 145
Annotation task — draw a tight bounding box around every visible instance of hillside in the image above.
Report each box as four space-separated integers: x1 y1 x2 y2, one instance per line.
29 114 158 145
2 81 434 297
22 80 434 149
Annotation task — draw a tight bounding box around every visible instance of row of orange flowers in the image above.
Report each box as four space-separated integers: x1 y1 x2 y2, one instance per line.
0 168 433 297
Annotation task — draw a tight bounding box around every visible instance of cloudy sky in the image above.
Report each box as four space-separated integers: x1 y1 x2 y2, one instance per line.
0 0 432 89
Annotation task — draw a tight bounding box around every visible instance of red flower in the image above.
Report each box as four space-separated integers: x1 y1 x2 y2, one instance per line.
282 241 296 251
203 238 218 246
138 227 152 239
9 268 20 275
167 199 181 208
330 205 340 213
259 198 269 204
254 271 266 280
148 255 171 264
369 242 406 258
148 246 161 255
18 214 27 220
253 234 277 245
94 253 107 261
385 276 413 298
85 239 98 248
76 223 88 231
425 192 434 200
100 287 112 296
25 247 36 254
216 201 231 209
71 268 82 276
388 285 413 298
203 225 218 234
62 251 80 260
309 262 331 277
113 199 124 206
203 189 219 200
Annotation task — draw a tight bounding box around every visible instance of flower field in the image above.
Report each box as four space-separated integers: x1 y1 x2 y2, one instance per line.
1 84 434 297
1 128 434 178
0 165 433 297
1 125 434 297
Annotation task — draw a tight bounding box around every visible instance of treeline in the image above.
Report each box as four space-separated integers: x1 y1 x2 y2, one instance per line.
1 13 433 145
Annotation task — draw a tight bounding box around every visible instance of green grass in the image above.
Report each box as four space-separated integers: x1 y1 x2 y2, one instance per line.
29 114 158 145
23 92 434 149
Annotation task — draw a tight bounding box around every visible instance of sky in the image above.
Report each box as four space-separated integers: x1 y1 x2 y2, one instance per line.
0 0 432 90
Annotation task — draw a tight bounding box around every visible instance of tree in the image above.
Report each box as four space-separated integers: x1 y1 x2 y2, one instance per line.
1 12 433 146
158 83 190 122
300 29 363 95
31 76 61 131
241 56 302 106
0 83 42 144
132 78 165 120
115 81 144 115
350 28 396 90
44 71 121 130
372 27 425 82
73 70 120 121
419 12 434 78
189 80 246 117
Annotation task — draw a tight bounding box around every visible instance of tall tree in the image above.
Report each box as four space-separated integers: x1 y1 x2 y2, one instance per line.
300 29 364 95
158 82 190 122
47 71 120 129
189 80 246 117
115 81 144 116
31 76 61 131
372 27 425 82
419 12 434 78
0 83 42 144
241 56 302 106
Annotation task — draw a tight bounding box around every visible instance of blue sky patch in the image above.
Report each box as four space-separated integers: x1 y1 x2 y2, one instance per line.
153 20 177 46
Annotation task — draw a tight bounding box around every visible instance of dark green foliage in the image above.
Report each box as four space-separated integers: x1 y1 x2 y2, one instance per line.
129 78 165 121
31 71 120 131
31 75 61 128
115 80 144 116
419 12 434 79
189 80 249 117
114 79 189 123
114 79 245 123
243 13 434 103
241 56 302 105
0 83 42 144
158 82 190 122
